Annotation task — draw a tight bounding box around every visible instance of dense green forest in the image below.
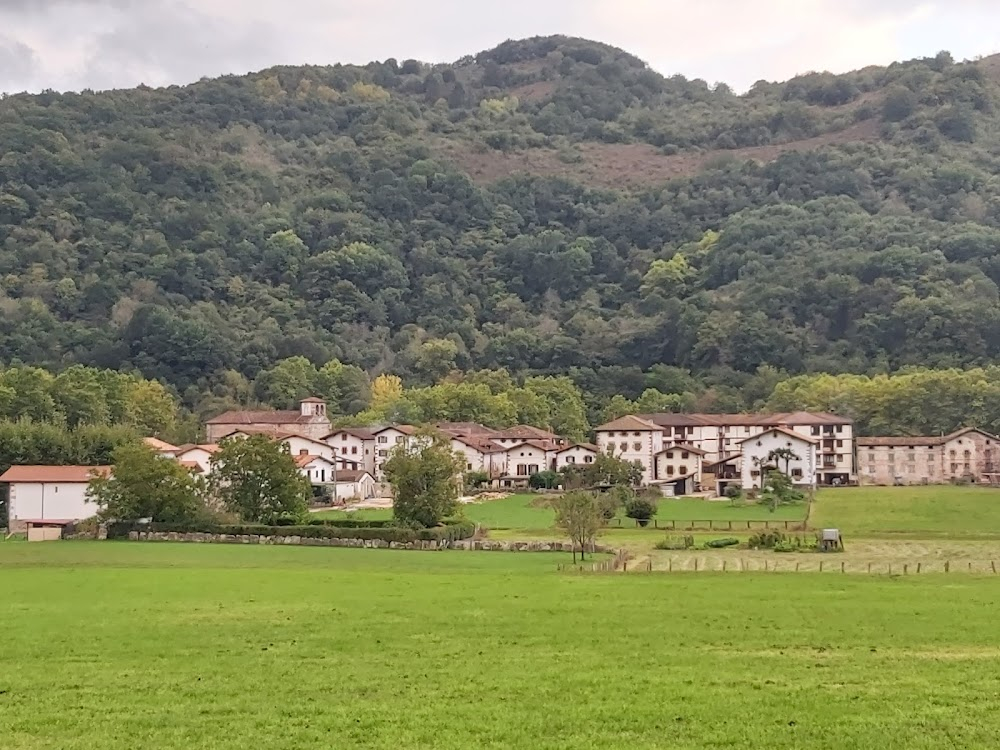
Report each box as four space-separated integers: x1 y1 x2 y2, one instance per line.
2 36 1000 430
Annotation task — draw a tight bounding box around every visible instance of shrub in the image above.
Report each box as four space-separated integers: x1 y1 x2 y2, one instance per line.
305 518 394 528
655 535 694 551
748 529 786 549
464 470 489 489
624 496 657 523
704 538 739 549
529 470 560 490
106 520 476 544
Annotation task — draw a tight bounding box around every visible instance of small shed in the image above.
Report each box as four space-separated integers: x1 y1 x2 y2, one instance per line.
24 519 75 542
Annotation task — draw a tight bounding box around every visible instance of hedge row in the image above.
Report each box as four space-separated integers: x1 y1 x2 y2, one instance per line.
107 520 476 544
305 518 394 528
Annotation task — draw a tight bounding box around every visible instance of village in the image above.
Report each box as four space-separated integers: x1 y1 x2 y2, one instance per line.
4 395 1000 532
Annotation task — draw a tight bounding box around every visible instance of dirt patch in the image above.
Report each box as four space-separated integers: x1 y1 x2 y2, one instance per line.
436 120 880 188
508 80 558 103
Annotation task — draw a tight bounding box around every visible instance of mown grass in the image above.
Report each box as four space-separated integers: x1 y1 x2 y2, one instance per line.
812 485 1000 538
3 542 1000 749
314 493 806 530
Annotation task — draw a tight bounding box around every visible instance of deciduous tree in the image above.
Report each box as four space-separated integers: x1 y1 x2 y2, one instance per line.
210 435 311 524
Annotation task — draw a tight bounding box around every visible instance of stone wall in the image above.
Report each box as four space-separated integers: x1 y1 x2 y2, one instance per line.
126 530 615 554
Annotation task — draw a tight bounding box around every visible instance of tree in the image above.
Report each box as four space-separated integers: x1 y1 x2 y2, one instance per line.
88 442 206 523
370 373 405 416
882 85 917 122
552 491 604 563
760 469 804 513
561 451 643 489
624 494 658 526
767 447 800 476
383 431 463 527
210 435 311 524
528 470 560 490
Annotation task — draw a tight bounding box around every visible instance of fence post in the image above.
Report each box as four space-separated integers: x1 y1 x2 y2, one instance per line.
694 557 699 572
795 561 800 572
917 562 922 573
671 520 676 530
784 521 789 530
867 562 872 573
993 561 996 574
723 560 727 572
903 564 908 575
945 561 950 573
728 521 732 531
819 560 823 573
841 561 845 573
765 521 770 530
747 521 751 530
669 557 673 572
648 559 652 572
968 562 973 572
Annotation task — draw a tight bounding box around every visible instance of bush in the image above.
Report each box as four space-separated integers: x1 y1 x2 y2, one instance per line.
655 535 694 550
529 470 560 490
624 496 657 523
465 470 489 489
305 518 394 528
106 520 476 544
704 538 740 549
748 529 786 549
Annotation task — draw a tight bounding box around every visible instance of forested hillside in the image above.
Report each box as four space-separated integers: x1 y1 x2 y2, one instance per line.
3 35 1000 427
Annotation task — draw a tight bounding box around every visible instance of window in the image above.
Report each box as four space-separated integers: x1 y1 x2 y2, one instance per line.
836 440 843 448
950 450 956 458
868 466 876 475
965 463 971 472
751 470 760 478
632 442 642 452
351 446 358 455
745 427 751 435
584 456 594 464
666 465 675 475
666 452 674 459
888 453 895 463
836 426 843 433
682 452 690 459
516 465 528 476
679 466 688 475
341 434 348 441
467 463 473 471
620 442 628 452
908 452 915 462
811 427 820 436
395 436 404 443
951 463 958 473
964 450 971 459
791 468 803 478
378 436 388 444
868 453 876 462
567 456 575 464
633 431 641 437
379 450 388 458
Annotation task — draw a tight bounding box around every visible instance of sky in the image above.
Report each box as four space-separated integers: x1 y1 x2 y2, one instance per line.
1 0 999 94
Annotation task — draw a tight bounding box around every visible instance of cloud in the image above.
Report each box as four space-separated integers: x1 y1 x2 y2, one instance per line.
0 34 40 91
0 0 998 94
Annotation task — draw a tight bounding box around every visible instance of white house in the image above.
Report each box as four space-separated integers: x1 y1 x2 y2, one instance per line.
172 444 221 475
372 425 418 480
497 441 553 487
451 435 507 477
331 470 377 501
738 427 818 490
143 437 179 457
0 465 111 532
324 428 376 474
651 443 706 496
594 415 666 484
554 443 599 471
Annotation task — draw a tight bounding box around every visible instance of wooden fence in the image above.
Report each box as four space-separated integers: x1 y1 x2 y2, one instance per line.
558 548 630 573
606 518 807 531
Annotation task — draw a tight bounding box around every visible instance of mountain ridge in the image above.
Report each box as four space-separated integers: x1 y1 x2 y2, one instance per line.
1 35 1000 423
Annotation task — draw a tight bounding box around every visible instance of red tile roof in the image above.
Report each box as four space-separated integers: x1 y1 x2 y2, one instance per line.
639 411 851 427
206 410 318 425
0 465 111 483
739 427 819 445
323 427 376 440
595 415 663 432
334 470 372 483
143 437 179 452
492 425 560 440
555 443 600 454
857 428 999 447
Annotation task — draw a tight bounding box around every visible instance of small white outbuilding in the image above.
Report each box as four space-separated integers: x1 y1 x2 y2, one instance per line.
1 465 111 533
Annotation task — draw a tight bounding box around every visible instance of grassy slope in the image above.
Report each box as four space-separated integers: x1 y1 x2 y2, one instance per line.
3 542 1000 749
812 486 1000 538
313 494 806 530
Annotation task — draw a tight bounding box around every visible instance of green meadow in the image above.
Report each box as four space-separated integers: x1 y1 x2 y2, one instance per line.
3 542 1000 749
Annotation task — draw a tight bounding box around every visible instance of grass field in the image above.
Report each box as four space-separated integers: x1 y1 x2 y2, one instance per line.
812 486 1000 538
4 542 1000 749
314 493 806 530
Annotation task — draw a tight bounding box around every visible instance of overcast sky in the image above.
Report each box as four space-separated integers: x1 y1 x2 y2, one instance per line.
2 0 999 95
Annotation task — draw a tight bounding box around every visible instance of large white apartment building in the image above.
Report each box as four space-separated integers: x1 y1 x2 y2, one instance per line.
596 411 856 490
